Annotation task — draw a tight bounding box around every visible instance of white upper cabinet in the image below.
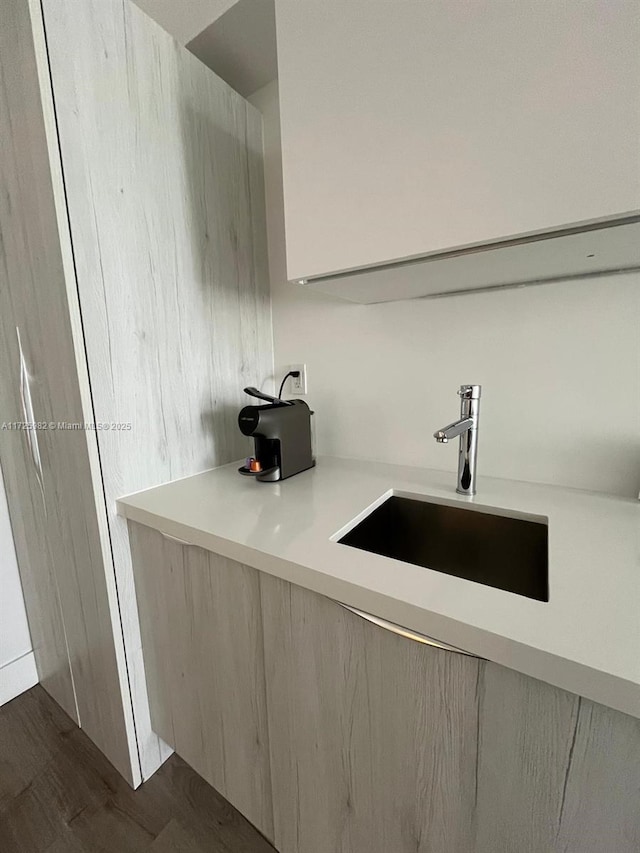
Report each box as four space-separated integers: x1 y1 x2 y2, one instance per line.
275 0 640 300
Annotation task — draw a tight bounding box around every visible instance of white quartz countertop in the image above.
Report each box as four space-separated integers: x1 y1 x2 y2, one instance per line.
116 456 640 719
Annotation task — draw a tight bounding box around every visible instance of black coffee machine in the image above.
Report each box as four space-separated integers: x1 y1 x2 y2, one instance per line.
238 387 314 482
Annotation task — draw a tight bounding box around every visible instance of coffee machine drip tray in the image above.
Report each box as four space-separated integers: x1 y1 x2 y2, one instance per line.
238 464 280 480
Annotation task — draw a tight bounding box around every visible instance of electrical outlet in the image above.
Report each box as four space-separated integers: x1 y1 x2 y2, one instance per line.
289 363 307 395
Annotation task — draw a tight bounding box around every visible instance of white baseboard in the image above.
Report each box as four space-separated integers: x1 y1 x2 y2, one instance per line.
0 651 38 706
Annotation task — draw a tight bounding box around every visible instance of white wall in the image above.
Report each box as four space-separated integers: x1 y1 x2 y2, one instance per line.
251 81 640 499
0 462 37 705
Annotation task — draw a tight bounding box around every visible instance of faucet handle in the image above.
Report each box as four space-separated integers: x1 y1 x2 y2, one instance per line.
458 384 481 399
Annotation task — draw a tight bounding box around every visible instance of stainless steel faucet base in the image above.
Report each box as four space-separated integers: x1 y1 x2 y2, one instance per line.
434 385 481 495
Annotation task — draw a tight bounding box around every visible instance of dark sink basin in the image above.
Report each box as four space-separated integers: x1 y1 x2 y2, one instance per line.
338 495 548 601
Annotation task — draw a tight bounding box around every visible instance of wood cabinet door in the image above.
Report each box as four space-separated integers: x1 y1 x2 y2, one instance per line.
260 572 481 853
261 572 640 853
128 522 274 841
0 327 76 723
476 662 640 853
1 0 138 784
0 0 78 724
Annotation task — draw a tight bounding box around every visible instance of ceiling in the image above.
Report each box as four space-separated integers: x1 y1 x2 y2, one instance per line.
133 0 278 97
188 0 277 97
132 0 238 45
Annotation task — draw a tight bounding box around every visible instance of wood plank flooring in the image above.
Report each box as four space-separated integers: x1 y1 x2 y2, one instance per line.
0 686 275 852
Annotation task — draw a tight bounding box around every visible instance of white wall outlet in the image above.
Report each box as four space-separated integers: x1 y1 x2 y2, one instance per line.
289 364 307 395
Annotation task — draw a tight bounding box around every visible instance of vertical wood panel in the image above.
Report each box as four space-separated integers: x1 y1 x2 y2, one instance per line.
0 0 140 784
0 0 86 726
260 571 480 853
128 522 274 840
554 700 640 852
126 520 175 746
476 662 640 852
42 0 272 780
475 662 578 853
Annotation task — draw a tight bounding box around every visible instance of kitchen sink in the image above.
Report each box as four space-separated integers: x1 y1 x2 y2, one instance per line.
338 494 548 601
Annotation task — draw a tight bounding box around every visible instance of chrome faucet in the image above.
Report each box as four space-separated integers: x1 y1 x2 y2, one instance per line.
434 385 481 496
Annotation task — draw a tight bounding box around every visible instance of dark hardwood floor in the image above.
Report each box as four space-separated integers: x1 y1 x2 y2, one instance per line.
0 686 275 852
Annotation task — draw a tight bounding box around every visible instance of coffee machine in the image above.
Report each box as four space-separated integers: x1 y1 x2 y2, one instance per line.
238 387 314 482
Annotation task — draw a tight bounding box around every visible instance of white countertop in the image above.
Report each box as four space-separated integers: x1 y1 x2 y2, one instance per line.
116 457 640 719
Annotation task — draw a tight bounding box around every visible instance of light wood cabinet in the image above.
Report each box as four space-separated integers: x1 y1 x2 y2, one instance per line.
0 0 109 733
0 0 271 785
275 0 640 299
127 522 274 840
42 0 272 782
476 663 640 853
0 331 76 722
127 526 640 851
260 572 480 853
259 572 640 853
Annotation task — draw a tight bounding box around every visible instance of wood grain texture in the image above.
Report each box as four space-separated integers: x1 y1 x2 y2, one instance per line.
128 521 274 840
27 0 144 784
127 525 640 850
0 0 78 724
0 0 139 784
0 685 276 853
554 700 640 853
261 573 640 852
41 0 272 780
260 571 481 853
476 662 640 853
475 662 580 853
